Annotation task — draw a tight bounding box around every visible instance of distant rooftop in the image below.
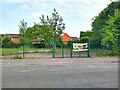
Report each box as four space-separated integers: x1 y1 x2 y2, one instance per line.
71 37 78 41
2 34 19 38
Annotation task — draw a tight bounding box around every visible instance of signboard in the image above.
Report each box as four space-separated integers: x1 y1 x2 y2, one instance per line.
73 43 88 51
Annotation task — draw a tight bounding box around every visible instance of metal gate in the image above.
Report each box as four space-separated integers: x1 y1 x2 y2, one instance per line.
52 40 90 58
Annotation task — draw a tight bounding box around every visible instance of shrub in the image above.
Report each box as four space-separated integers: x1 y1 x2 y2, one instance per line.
2 35 20 48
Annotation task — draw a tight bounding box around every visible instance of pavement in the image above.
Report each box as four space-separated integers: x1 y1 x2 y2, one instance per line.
1 57 119 88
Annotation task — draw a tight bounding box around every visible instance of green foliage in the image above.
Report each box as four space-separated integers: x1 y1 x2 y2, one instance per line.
92 1 119 31
101 9 119 49
91 1 120 51
1 34 19 48
79 31 92 43
32 41 46 48
0 35 2 48
39 8 65 42
19 19 27 43
24 9 65 48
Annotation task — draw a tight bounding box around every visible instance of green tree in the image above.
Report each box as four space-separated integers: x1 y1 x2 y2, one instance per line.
0 35 2 48
101 9 120 49
91 1 120 49
25 24 54 47
19 19 27 44
39 8 65 42
92 1 119 31
25 9 65 48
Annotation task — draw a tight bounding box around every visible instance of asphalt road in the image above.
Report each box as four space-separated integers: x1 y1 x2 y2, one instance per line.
2 57 118 88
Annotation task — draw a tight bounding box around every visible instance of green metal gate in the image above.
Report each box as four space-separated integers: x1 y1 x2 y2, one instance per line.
52 40 90 58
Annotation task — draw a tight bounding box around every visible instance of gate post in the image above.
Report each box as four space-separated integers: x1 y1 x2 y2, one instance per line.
52 41 55 58
87 39 90 57
79 51 81 57
62 43 64 58
21 42 25 58
70 42 73 58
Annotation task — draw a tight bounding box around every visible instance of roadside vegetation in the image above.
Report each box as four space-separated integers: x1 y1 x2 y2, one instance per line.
79 1 120 56
1 1 120 57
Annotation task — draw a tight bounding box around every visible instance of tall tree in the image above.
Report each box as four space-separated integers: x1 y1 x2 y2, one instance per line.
92 1 119 31
19 19 27 43
101 9 120 49
39 8 65 42
91 1 120 49
22 9 65 47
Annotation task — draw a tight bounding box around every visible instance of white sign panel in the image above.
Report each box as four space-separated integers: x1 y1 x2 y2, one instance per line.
73 43 88 51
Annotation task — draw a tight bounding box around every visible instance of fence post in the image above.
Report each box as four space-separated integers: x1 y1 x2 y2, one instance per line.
52 41 55 58
79 51 81 57
70 42 73 58
62 43 64 58
87 39 90 57
21 42 25 58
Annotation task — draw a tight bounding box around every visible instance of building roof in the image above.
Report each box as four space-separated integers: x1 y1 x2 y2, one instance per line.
61 33 72 42
7 34 19 38
62 33 71 38
71 37 78 41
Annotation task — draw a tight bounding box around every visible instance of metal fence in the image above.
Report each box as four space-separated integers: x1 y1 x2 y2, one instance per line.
52 40 90 58
1 33 118 59
1 42 52 59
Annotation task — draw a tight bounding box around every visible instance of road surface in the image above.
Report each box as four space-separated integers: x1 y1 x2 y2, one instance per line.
2 57 119 88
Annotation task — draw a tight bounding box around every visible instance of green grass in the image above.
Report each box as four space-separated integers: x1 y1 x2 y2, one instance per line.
1 48 20 56
1 47 118 57
1 46 51 56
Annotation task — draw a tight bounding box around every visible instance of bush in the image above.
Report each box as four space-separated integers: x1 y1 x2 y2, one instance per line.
2 35 20 48
32 43 45 48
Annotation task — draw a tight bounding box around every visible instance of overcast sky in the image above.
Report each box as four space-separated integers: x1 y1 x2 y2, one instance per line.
0 0 113 37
